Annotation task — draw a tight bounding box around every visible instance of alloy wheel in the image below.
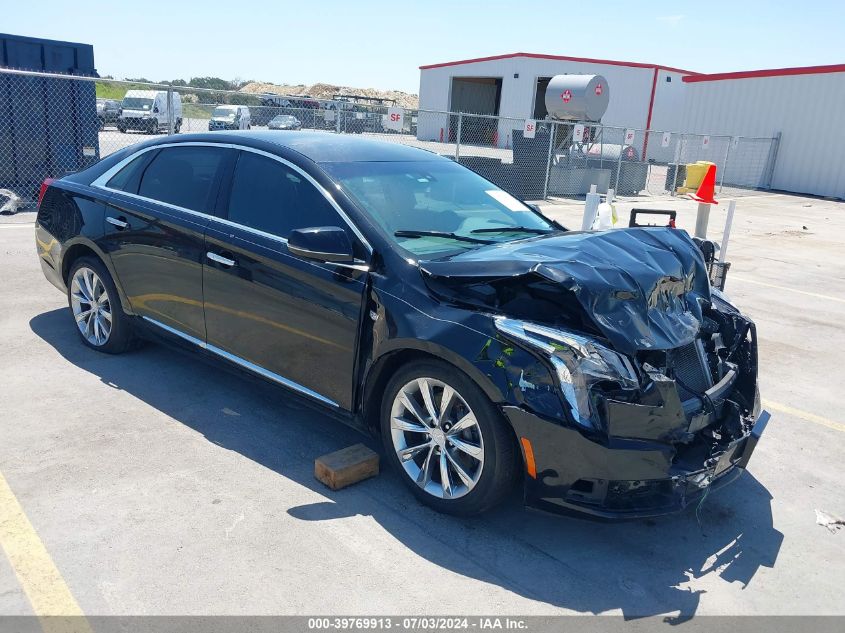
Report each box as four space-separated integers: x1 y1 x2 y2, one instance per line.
390 377 484 499
70 267 112 346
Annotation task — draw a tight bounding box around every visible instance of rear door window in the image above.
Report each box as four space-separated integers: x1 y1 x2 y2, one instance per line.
137 146 230 213
227 151 343 238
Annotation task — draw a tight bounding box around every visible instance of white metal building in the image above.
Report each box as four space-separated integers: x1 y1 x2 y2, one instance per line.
680 66 845 198
417 52 695 153
418 53 845 197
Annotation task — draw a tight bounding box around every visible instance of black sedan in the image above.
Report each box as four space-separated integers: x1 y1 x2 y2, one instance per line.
268 115 302 130
34 131 769 518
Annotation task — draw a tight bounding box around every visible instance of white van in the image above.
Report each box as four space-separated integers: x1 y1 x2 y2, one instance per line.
118 90 183 134
208 105 251 131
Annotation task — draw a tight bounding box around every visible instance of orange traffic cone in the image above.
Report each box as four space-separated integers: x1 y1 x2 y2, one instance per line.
688 164 718 205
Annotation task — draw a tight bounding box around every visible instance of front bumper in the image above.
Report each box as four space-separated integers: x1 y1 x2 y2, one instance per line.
504 405 770 519
208 121 237 131
119 117 155 130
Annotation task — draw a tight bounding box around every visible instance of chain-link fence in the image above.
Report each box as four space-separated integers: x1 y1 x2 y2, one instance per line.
0 67 780 210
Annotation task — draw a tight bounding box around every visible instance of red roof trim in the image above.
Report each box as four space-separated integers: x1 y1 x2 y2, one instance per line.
419 52 700 75
683 63 845 83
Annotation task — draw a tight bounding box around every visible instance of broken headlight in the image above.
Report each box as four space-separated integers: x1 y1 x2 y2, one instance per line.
494 317 639 429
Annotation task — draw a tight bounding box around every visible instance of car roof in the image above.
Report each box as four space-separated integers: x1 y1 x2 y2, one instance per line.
124 90 161 98
155 131 446 163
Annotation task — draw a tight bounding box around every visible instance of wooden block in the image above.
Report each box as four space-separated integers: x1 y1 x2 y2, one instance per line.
315 443 379 490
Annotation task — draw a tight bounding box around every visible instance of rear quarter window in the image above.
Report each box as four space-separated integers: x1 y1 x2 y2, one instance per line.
105 150 157 195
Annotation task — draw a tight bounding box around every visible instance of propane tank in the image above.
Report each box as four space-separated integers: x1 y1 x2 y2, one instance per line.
545 75 609 122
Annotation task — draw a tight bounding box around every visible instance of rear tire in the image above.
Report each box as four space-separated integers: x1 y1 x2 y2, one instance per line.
67 256 133 354
380 359 518 516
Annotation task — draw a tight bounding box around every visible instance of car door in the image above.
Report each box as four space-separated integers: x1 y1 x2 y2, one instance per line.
202 149 369 410
98 144 234 341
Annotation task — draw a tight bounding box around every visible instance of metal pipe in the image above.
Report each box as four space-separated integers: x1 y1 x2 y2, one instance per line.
614 130 624 194
581 184 600 230
455 112 462 161
764 131 782 189
167 87 174 135
720 200 737 262
542 121 556 199
671 137 682 195
719 137 731 193
694 202 712 239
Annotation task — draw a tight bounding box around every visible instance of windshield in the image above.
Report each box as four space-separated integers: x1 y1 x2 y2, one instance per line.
324 160 556 258
122 97 153 110
273 116 296 123
213 107 237 119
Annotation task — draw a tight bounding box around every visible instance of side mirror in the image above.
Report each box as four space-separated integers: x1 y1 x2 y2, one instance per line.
288 226 354 263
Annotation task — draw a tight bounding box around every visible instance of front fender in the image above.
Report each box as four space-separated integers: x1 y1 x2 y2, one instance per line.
363 281 566 423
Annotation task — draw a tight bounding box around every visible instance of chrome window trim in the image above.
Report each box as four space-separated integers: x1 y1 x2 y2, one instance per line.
91 141 372 253
141 316 340 409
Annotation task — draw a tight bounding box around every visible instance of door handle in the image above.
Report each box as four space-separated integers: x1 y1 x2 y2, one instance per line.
206 251 236 267
106 216 129 230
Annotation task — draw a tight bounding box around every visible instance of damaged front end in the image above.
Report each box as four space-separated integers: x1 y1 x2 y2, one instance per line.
420 228 770 518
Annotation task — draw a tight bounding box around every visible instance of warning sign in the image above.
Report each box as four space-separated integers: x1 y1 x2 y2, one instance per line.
384 106 404 132
702 135 710 149
595 83 603 96
573 123 585 143
661 131 671 148
523 119 536 139
561 90 572 103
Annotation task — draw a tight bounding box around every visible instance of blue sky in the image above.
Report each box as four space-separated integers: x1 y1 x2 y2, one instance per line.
4 0 844 92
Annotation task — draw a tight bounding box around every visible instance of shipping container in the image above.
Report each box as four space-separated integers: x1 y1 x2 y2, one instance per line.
0 33 100 201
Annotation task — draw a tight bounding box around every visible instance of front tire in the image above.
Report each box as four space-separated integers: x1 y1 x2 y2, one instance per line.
380 360 518 515
67 257 133 354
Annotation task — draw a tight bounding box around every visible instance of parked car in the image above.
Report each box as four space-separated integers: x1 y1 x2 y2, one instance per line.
34 131 768 518
268 115 301 130
96 99 121 129
208 105 251 131
117 90 182 134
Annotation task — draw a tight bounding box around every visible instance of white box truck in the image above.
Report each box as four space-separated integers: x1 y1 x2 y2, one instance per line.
117 90 183 134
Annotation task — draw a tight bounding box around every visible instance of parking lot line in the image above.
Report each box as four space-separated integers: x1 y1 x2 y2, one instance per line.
763 399 845 433
0 223 34 229
0 470 91 629
731 275 845 304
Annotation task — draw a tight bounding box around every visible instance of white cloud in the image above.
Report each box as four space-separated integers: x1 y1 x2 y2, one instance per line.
657 15 685 27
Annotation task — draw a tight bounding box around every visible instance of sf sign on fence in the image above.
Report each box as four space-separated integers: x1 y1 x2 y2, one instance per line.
624 129 636 145
523 120 536 139
384 107 404 132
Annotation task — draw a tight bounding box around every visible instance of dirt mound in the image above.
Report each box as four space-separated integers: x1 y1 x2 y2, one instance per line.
239 81 418 109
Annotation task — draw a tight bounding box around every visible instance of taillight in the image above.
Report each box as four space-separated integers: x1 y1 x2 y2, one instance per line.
37 178 54 208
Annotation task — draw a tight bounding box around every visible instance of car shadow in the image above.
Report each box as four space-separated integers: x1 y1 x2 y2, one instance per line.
31 308 783 619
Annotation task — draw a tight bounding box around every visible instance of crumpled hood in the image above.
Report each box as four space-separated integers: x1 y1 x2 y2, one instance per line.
419 228 711 355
